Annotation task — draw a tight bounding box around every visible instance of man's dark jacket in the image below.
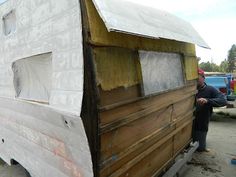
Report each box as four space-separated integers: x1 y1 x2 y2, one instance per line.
195 83 227 132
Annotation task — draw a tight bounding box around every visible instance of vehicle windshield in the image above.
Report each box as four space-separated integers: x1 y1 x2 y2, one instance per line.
205 76 228 88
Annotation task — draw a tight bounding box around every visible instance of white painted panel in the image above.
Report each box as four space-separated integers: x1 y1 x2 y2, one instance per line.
92 0 209 48
0 97 93 177
0 1 93 176
0 0 84 115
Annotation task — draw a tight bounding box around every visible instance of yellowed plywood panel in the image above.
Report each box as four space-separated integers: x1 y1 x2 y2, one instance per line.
184 56 198 80
93 47 141 91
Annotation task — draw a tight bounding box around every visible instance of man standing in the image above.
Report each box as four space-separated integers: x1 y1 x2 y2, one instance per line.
193 68 227 152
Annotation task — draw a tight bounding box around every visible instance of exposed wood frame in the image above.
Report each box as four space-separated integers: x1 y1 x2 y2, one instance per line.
79 0 100 176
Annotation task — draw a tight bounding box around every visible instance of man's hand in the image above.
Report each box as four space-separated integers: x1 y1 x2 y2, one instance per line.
197 98 208 106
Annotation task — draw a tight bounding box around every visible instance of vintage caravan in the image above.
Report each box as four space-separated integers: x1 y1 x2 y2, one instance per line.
0 0 209 176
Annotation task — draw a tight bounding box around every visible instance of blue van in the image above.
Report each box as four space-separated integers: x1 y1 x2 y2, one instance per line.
205 76 229 95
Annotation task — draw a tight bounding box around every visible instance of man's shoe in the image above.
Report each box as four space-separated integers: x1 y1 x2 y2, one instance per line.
196 148 210 152
203 148 211 152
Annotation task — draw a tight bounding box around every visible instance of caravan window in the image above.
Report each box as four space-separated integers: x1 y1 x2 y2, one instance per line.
2 10 16 36
139 51 184 95
12 53 52 103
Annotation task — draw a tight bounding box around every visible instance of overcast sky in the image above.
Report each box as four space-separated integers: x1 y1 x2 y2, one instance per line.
1 0 235 64
127 0 236 64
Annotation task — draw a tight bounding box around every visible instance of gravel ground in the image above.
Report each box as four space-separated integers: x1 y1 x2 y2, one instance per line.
182 112 236 177
0 159 28 177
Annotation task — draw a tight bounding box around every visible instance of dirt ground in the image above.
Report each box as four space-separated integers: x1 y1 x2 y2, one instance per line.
181 112 236 177
0 111 236 177
0 159 28 177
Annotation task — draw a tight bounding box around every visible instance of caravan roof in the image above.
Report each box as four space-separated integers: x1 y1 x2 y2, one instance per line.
92 0 210 48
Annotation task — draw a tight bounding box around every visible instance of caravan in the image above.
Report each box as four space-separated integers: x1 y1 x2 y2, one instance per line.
0 0 209 176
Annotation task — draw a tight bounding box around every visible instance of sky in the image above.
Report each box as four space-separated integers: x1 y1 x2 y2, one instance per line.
0 0 5 4
1 0 235 64
127 0 236 65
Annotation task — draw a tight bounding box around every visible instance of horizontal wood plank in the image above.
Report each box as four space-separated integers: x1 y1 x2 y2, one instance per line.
100 106 173 162
100 117 193 176
100 85 196 133
104 119 193 177
99 85 140 107
99 126 174 176
97 74 196 177
172 96 195 121
173 122 192 154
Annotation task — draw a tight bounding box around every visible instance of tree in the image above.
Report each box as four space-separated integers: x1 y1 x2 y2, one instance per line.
219 59 229 72
227 44 236 72
199 61 212 71
199 61 220 72
211 63 220 72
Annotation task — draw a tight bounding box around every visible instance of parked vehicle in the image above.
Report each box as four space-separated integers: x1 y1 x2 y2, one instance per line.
0 0 209 177
205 76 229 94
205 75 236 101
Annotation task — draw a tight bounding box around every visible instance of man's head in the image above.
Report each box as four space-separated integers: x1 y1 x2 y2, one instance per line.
197 68 205 88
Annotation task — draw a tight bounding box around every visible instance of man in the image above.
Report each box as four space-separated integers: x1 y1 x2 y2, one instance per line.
193 68 227 152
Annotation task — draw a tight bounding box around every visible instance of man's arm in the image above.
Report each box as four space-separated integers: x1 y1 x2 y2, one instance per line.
207 87 227 107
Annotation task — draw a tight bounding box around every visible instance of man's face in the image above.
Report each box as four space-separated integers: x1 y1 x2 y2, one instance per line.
197 75 205 87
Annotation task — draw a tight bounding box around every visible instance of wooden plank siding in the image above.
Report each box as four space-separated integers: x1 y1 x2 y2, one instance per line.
99 84 196 127
98 82 195 177
79 1 198 176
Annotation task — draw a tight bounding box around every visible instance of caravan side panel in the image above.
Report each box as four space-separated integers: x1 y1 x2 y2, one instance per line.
0 0 84 114
0 0 93 176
